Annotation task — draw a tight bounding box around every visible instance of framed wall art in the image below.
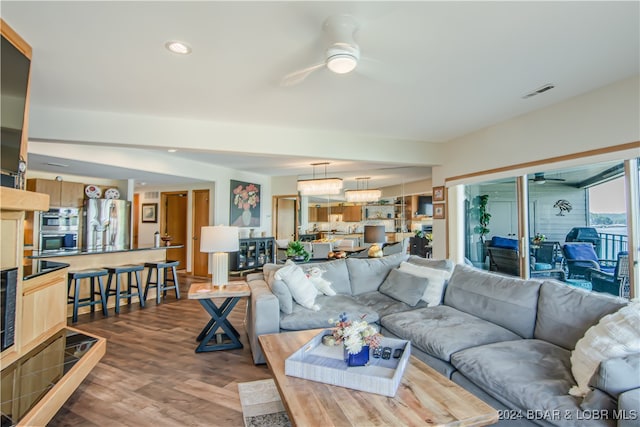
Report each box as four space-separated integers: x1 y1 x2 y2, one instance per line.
433 186 445 202
433 203 446 220
230 180 261 227
141 203 158 223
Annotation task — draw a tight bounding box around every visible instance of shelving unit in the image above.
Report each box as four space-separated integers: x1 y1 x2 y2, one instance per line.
229 237 276 273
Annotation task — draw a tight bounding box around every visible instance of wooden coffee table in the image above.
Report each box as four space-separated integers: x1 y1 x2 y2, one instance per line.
259 329 498 427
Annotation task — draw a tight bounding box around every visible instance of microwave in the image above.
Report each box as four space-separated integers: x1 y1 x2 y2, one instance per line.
41 208 79 231
40 232 77 252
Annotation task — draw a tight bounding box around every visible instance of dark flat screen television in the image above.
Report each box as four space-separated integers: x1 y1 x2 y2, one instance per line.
1 33 31 187
417 196 433 216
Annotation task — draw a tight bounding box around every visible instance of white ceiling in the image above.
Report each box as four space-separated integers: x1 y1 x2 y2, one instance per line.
2 1 639 188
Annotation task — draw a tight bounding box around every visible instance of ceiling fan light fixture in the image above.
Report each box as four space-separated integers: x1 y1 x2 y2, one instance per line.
327 53 358 74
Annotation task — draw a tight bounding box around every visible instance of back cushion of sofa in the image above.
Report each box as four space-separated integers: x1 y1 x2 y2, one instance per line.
534 280 627 350
346 253 406 295
302 258 351 295
444 264 541 338
406 255 455 272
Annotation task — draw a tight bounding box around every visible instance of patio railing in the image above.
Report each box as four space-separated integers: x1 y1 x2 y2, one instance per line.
598 232 628 260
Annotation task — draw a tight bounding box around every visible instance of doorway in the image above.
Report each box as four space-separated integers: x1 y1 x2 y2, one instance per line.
161 191 188 270
192 189 210 277
273 195 299 242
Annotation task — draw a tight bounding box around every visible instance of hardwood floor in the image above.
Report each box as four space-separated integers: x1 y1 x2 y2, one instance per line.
49 273 272 427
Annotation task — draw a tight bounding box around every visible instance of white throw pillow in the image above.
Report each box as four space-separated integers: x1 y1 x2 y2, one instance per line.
398 261 451 307
569 302 640 397
305 266 336 296
274 260 319 311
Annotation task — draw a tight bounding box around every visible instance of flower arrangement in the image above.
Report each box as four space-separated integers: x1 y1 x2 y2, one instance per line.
533 233 546 244
233 183 260 212
330 313 381 354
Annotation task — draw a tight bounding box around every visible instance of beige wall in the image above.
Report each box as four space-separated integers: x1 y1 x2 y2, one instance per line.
432 75 640 260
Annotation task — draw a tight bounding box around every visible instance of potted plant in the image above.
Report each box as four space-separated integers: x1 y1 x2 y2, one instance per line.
471 194 491 264
286 241 310 262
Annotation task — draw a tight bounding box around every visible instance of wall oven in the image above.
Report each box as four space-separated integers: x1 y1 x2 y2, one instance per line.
39 207 79 252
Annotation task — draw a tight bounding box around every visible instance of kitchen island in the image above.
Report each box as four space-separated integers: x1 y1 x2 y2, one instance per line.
27 245 184 317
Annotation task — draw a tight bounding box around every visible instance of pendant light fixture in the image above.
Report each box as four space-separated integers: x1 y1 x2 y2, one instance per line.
344 177 381 203
297 162 343 196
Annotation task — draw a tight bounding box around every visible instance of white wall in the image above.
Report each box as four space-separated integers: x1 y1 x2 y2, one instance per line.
433 75 640 261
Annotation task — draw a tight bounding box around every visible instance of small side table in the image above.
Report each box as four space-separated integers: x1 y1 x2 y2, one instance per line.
188 282 251 353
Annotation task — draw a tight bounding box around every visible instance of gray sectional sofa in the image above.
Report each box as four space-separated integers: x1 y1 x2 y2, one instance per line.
245 254 639 427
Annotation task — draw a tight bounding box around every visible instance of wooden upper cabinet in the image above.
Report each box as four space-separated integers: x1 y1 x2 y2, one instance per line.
342 206 362 222
27 179 85 208
60 181 85 207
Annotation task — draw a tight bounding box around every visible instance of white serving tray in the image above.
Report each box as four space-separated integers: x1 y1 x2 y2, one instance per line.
285 329 411 397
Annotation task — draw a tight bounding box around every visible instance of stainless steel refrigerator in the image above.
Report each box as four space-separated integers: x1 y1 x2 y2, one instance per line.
83 199 131 250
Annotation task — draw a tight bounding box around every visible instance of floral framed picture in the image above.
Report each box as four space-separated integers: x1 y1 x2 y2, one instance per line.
433 186 445 202
433 203 446 219
141 203 158 223
230 180 261 227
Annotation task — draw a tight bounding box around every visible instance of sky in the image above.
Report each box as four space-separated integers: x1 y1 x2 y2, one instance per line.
589 177 626 214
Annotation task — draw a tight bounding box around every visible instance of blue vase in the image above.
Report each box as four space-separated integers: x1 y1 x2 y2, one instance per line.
344 345 370 367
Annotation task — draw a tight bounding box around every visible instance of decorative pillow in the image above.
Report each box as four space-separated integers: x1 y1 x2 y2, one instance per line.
274 260 319 311
304 266 336 296
570 302 640 397
398 261 451 307
263 264 293 314
379 268 429 307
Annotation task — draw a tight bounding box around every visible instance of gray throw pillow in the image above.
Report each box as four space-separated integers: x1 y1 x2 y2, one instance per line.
589 353 640 398
378 268 429 307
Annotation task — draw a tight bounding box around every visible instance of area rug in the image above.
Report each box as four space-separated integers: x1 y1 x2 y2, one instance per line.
238 379 291 427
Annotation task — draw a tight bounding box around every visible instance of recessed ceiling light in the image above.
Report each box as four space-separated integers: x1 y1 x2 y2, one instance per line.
140 182 147 186
167 149 177 153
165 41 192 55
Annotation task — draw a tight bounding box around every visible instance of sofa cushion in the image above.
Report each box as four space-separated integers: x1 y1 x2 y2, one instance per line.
398 261 451 306
279 295 379 331
354 291 428 319
406 255 455 272
451 340 587 423
274 260 319 311
263 264 293 314
534 280 627 350
570 302 640 397
303 258 351 295
378 268 428 306
444 264 541 338
381 305 521 362
589 354 640 398
346 253 406 295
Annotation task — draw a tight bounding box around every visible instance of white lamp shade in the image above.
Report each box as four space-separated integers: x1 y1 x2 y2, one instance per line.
200 225 239 253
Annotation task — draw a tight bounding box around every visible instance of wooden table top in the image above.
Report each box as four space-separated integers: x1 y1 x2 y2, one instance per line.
187 282 250 299
259 329 498 427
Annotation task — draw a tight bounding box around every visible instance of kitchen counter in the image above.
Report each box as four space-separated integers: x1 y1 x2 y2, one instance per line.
23 260 70 280
27 245 184 259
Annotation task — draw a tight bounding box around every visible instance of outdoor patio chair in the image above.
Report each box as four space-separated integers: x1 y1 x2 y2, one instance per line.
562 242 616 279
587 251 629 298
487 237 565 280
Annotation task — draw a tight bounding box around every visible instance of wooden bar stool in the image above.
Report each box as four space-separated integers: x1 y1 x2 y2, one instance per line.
105 264 146 313
143 260 180 304
67 268 109 323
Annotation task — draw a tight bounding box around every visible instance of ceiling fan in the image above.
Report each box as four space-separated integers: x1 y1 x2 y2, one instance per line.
281 15 360 87
529 172 566 184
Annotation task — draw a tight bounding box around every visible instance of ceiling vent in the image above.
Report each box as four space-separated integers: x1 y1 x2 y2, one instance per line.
522 83 555 99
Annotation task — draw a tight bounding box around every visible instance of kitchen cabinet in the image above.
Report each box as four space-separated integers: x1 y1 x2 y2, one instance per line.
309 206 328 222
27 179 85 208
229 237 276 272
342 206 362 222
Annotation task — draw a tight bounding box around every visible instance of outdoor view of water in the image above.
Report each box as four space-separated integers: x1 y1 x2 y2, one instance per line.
595 225 628 236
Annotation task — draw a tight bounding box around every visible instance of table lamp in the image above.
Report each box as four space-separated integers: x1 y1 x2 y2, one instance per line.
200 225 239 286
364 225 386 258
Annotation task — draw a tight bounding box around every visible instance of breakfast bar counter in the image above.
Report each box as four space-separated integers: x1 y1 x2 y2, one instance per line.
26 245 184 317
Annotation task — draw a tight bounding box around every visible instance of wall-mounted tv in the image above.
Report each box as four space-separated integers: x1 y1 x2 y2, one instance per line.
1 33 31 188
417 195 433 216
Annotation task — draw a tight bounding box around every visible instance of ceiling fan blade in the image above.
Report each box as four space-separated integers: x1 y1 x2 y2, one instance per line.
280 63 325 87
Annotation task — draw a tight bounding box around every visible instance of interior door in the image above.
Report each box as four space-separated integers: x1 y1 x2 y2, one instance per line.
275 197 297 240
192 189 210 277
163 192 187 269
